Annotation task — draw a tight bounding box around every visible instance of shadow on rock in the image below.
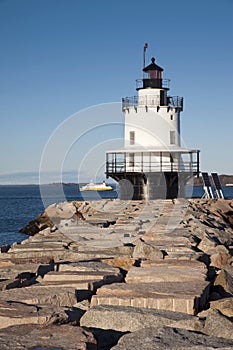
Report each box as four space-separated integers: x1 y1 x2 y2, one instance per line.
87 328 129 350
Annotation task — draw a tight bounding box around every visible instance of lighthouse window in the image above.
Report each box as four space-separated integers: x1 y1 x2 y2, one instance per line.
129 131 135 145
170 131 175 144
170 115 173 120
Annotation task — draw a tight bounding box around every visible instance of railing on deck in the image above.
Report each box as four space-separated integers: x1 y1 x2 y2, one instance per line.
122 95 183 111
106 151 199 175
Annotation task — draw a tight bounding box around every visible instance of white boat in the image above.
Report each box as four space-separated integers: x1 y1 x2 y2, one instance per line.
80 180 113 191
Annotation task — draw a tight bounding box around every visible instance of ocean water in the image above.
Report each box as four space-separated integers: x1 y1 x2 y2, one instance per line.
0 184 232 246
0 184 118 246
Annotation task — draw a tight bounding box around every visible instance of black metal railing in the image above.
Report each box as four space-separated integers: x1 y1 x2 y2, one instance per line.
122 95 183 111
168 96 183 110
106 151 199 175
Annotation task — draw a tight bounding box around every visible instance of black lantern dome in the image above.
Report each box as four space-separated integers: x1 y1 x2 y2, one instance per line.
142 57 163 88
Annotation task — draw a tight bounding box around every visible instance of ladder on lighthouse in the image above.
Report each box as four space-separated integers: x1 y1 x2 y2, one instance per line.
202 172 214 199
201 172 225 199
211 173 225 199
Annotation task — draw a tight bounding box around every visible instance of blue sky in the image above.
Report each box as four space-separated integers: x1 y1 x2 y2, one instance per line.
0 0 232 184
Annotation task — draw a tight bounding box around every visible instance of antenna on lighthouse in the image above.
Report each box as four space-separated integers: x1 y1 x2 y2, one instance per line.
143 43 148 78
143 43 148 68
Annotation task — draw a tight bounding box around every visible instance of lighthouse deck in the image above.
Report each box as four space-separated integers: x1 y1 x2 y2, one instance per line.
106 149 200 176
122 95 183 111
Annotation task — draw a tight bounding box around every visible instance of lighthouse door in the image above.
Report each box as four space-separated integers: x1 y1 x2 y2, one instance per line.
160 90 165 106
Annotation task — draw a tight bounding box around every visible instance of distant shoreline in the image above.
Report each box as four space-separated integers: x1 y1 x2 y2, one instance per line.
1 177 233 187
1 174 233 188
0 184 233 187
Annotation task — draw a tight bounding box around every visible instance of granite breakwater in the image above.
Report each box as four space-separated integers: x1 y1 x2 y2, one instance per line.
0 198 233 349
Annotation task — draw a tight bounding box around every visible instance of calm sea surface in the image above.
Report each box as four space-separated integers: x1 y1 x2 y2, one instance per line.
0 184 232 246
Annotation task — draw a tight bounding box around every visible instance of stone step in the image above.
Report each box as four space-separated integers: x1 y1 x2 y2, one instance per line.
20 238 69 245
55 260 121 274
109 224 138 230
38 280 93 289
90 289 208 316
9 245 67 252
161 246 195 254
66 250 129 261
61 228 138 244
139 242 193 253
79 238 137 248
163 253 201 260
0 255 55 265
0 285 77 307
80 304 204 333
100 257 136 271
0 301 71 329
125 266 207 284
43 270 122 283
5 250 70 261
90 281 210 315
140 259 207 271
0 263 40 280
143 231 191 240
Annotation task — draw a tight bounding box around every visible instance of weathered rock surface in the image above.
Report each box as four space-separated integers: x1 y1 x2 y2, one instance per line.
198 308 233 340
0 300 76 328
19 212 54 235
0 198 232 349
210 297 233 317
80 304 204 332
0 285 78 307
214 268 233 297
86 258 207 315
90 280 210 314
0 262 49 280
132 238 164 259
209 245 232 269
0 271 36 291
100 256 136 270
125 263 207 284
0 324 97 350
41 261 123 296
111 326 233 350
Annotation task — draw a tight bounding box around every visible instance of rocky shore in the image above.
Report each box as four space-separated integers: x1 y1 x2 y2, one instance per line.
0 198 233 349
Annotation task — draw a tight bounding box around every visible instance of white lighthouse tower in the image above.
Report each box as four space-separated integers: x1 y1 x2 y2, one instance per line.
106 47 200 199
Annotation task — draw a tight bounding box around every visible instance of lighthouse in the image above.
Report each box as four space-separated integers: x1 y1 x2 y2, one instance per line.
106 47 200 199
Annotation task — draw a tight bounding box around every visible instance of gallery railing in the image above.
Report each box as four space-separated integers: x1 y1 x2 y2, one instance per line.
106 152 199 175
122 95 183 111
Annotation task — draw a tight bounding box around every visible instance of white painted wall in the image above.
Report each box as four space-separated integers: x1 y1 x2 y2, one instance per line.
138 88 162 106
124 102 181 149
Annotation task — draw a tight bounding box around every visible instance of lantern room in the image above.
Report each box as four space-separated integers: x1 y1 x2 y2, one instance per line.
141 57 164 89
